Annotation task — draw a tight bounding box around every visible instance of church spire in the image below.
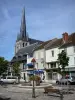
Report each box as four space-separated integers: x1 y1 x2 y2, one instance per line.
20 7 28 41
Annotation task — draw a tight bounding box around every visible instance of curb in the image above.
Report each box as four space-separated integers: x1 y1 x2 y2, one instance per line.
16 84 52 89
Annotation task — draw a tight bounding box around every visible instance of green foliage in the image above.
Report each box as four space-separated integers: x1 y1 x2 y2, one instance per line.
12 62 20 76
0 57 8 75
58 50 69 75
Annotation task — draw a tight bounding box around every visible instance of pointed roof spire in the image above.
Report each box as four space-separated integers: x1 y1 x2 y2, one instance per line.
20 7 28 41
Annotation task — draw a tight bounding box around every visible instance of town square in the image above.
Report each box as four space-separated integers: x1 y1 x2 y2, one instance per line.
0 0 75 100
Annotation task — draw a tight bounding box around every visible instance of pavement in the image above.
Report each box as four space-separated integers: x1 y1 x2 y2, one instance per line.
0 84 75 100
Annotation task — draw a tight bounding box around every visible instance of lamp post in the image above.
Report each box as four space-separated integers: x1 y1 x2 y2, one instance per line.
31 58 36 98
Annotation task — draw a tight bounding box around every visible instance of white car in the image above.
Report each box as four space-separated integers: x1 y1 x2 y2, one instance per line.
56 76 75 85
1 76 18 84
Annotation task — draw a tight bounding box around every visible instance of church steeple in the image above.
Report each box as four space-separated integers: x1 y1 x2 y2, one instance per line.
15 7 30 54
20 7 28 41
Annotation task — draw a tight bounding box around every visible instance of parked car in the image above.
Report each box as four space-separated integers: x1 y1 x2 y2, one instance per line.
0 80 4 85
56 76 75 85
1 76 18 84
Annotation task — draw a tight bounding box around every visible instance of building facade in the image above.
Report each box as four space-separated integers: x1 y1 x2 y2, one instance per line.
10 8 75 82
33 32 75 82
33 39 58 81
33 40 51 81
45 33 75 81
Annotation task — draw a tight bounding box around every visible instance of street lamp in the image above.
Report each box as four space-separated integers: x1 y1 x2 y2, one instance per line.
31 58 36 98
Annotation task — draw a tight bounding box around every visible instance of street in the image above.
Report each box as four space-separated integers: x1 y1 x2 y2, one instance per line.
0 84 75 100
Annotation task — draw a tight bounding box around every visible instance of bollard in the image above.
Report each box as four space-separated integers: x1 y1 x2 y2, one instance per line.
60 92 63 100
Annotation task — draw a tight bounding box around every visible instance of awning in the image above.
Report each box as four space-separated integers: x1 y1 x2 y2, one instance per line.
27 70 44 75
27 63 33 66
34 70 44 74
27 63 33 67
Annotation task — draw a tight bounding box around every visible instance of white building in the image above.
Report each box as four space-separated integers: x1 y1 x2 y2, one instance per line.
33 41 51 81
33 39 58 82
45 32 75 81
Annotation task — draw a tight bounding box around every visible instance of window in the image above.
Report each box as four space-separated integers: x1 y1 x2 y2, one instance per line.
48 72 52 80
18 56 21 58
41 52 43 58
7 77 12 79
13 56 16 59
64 48 67 53
23 55 27 57
54 63 56 68
52 72 57 80
2 77 6 79
74 46 75 53
25 43 27 46
74 57 75 65
51 50 54 57
29 54 33 57
23 43 24 47
51 63 53 68
47 63 49 68
23 63 25 69
36 63 38 69
51 63 56 68
41 62 44 68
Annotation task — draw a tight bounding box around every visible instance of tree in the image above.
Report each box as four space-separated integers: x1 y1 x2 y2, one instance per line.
12 62 20 76
0 57 8 75
58 50 69 76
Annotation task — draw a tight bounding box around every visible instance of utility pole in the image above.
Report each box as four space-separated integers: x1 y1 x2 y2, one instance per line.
31 58 36 98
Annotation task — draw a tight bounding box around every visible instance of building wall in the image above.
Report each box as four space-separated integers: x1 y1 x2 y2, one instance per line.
45 46 75 81
33 49 45 69
64 46 75 68
46 47 59 63
46 46 75 68
19 63 23 70
27 55 33 64
45 45 75 80
59 46 75 68
15 40 29 54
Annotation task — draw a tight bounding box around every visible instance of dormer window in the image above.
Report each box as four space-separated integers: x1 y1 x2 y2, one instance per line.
13 56 16 59
23 43 24 47
18 56 21 58
23 54 27 58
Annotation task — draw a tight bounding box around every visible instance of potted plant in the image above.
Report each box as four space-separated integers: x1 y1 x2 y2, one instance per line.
29 75 41 86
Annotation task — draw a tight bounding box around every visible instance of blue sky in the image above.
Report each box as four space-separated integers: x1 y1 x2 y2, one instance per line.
0 0 75 61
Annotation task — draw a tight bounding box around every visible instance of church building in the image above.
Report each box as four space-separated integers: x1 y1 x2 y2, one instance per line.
11 8 43 81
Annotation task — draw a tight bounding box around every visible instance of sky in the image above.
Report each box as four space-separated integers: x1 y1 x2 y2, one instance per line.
0 0 75 61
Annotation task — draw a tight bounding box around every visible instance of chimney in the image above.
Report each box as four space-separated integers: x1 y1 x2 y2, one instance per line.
62 32 68 43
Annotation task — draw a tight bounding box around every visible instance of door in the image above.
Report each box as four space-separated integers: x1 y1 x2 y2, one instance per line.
24 73 26 80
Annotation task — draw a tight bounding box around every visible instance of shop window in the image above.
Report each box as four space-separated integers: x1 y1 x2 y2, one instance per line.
52 72 57 80
48 72 52 80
